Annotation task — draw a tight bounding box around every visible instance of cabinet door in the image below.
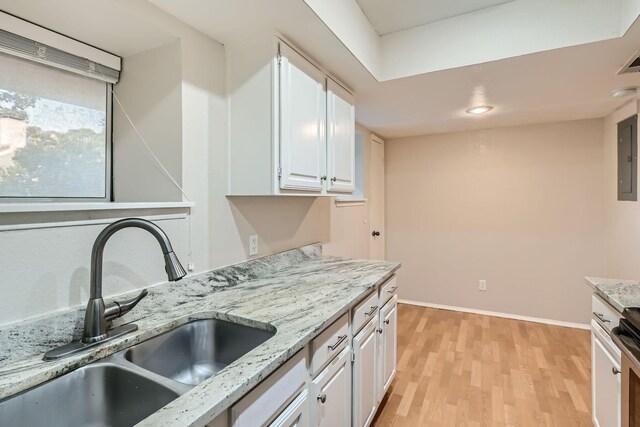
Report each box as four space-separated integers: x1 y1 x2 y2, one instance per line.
269 390 309 427
379 295 397 400
353 317 379 427
326 79 355 193
279 42 326 192
310 346 351 427
592 329 621 427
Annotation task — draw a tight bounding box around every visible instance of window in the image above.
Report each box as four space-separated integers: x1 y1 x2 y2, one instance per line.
0 52 110 199
0 13 120 201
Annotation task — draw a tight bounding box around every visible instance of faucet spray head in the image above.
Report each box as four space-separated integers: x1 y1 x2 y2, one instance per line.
164 251 187 281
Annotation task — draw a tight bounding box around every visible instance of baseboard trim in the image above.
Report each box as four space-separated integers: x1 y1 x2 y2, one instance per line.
398 299 590 330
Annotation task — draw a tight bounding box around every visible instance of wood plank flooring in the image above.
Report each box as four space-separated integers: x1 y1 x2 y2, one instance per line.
372 304 592 427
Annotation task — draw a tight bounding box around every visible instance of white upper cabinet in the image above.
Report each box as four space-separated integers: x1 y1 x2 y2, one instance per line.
227 36 355 196
326 79 355 193
279 43 327 192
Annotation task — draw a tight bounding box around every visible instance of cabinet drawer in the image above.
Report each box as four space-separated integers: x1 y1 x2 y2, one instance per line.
379 276 398 306
352 291 379 335
592 295 621 333
592 319 621 361
310 313 349 375
231 349 308 427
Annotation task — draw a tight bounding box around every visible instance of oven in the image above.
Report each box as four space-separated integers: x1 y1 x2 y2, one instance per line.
612 324 640 426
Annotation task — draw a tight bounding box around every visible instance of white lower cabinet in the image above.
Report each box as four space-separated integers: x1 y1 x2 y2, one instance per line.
231 350 308 427
229 276 398 427
592 320 621 427
353 316 379 427
379 295 398 399
270 390 309 427
310 346 352 427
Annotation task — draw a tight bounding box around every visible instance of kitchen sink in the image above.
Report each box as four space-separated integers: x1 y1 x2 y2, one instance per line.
124 318 276 385
0 363 180 427
0 316 275 426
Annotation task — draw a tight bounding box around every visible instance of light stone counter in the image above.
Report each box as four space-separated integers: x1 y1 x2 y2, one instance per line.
586 276 640 313
0 243 400 426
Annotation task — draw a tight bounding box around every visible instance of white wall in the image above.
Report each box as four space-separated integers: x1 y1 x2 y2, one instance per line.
113 39 183 203
386 120 605 324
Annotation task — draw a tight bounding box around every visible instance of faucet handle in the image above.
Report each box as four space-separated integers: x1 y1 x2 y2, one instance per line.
104 289 149 321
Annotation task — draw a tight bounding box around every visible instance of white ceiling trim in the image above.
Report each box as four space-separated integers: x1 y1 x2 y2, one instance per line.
303 0 381 78
304 0 640 82
355 0 515 36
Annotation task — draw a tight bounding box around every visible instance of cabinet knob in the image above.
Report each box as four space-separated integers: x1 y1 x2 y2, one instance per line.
317 394 327 403
320 176 327 181
331 177 337 183
384 319 390 325
372 231 381 237
377 328 383 334
613 367 621 375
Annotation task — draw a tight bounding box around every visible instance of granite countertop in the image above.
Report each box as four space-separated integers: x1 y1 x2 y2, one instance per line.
586 276 640 313
0 244 400 427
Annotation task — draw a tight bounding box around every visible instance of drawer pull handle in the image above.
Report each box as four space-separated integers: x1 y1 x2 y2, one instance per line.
317 394 327 403
365 306 379 317
593 312 611 323
387 286 398 293
328 334 348 351
384 319 390 325
613 367 621 375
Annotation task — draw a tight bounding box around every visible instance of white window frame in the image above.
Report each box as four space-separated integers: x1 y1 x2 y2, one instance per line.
0 11 119 203
0 83 113 203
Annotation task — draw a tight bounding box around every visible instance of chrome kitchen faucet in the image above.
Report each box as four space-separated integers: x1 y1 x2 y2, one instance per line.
44 218 187 360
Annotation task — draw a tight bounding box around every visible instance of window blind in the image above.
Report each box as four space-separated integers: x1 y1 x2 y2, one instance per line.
0 13 120 84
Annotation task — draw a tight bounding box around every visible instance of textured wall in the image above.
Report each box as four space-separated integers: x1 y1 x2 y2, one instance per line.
386 119 605 324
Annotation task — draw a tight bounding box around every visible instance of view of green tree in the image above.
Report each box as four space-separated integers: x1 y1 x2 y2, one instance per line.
0 127 105 197
0 89 106 198
0 90 36 120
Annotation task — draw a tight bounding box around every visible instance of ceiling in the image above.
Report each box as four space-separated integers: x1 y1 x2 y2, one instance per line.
2 0 640 139
149 0 640 138
355 0 514 35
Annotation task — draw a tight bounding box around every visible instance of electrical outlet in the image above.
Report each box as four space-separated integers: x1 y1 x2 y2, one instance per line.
479 280 487 291
187 262 195 272
249 234 258 256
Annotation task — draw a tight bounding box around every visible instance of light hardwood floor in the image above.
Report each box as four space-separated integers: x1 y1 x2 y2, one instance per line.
372 304 592 427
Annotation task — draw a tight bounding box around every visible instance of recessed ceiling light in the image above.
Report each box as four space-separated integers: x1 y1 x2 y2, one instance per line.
612 87 637 98
466 105 493 115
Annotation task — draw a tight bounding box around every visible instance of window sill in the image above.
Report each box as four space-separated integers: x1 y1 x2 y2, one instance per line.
334 198 367 207
0 201 194 214
0 202 194 232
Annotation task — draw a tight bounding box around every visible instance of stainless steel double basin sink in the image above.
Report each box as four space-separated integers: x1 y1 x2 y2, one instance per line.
0 318 275 427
